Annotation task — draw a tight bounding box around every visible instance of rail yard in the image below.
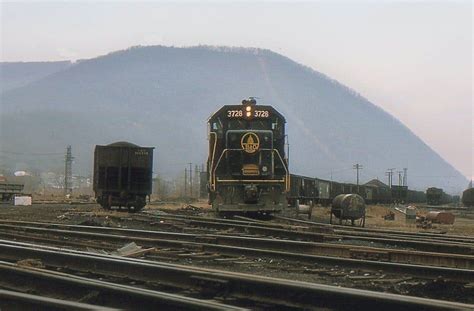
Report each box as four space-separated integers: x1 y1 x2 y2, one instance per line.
1 98 473 310
0 201 473 310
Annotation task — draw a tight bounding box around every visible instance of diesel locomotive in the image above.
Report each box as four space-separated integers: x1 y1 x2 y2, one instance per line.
207 98 289 214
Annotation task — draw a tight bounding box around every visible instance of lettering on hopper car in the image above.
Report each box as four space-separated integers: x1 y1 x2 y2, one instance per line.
134 150 149 156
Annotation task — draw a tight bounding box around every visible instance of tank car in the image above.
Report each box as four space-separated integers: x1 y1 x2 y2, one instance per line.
93 142 154 212
330 194 366 226
207 98 289 214
462 188 474 207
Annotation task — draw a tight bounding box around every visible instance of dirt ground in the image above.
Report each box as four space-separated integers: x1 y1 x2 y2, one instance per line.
1 201 473 236
310 204 474 236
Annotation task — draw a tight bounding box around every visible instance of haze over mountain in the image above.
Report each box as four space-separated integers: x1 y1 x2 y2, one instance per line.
0 46 467 193
0 61 71 93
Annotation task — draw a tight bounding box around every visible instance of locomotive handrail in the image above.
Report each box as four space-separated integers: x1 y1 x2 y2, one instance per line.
211 148 289 192
210 148 229 191
273 149 290 193
209 131 218 190
217 178 286 183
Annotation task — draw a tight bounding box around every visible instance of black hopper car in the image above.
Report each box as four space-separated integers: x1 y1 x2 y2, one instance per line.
287 175 428 206
426 187 454 205
462 188 474 207
93 142 154 212
207 98 289 214
288 175 393 206
0 181 24 202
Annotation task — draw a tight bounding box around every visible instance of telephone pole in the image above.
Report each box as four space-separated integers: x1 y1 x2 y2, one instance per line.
397 171 403 186
184 168 187 197
386 168 395 188
194 164 199 197
64 145 74 196
353 164 363 186
189 163 193 198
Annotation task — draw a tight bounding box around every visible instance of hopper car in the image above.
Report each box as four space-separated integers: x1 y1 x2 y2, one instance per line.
93 142 154 212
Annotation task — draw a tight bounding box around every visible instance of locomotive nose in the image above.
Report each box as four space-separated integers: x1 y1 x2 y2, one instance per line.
244 184 259 203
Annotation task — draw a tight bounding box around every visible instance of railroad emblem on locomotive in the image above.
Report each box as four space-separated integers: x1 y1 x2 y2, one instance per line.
241 132 260 154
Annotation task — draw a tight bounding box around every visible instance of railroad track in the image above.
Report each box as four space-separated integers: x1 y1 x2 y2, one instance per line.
1 220 473 281
273 215 474 244
133 212 474 255
1 241 472 310
0 288 118 311
141 209 474 245
0 260 238 310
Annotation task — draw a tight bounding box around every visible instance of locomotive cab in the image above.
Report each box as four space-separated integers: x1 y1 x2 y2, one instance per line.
207 98 289 214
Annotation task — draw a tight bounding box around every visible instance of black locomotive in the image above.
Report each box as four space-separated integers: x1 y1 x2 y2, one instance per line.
207 98 289 214
205 99 455 215
93 142 154 212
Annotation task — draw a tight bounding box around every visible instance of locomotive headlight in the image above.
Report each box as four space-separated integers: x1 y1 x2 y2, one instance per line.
246 111 252 117
246 106 251 112
262 166 268 172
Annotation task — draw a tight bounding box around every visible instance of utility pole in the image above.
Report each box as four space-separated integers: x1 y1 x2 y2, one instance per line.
184 168 187 197
353 164 363 192
194 165 199 198
189 163 193 198
403 168 408 186
386 168 395 188
397 171 403 186
64 145 74 196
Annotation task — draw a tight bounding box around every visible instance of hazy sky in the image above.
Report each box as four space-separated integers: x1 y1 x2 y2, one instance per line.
1 1 472 180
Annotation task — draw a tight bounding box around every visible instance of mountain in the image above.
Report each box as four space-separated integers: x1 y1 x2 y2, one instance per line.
0 61 71 93
0 46 467 193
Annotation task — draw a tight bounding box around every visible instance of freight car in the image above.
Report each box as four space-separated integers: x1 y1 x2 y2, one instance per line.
391 185 408 203
0 181 24 202
287 176 375 206
406 189 426 203
287 174 318 207
426 187 442 205
93 142 154 212
207 98 289 214
462 188 474 207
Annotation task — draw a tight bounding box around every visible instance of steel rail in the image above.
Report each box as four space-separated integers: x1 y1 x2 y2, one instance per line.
144 215 474 254
140 212 473 246
0 288 118 311
1 222 474 282
2 221 474 269
273 215 474 244
0 261 241 311
0 242 471 310
158 213 474 246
